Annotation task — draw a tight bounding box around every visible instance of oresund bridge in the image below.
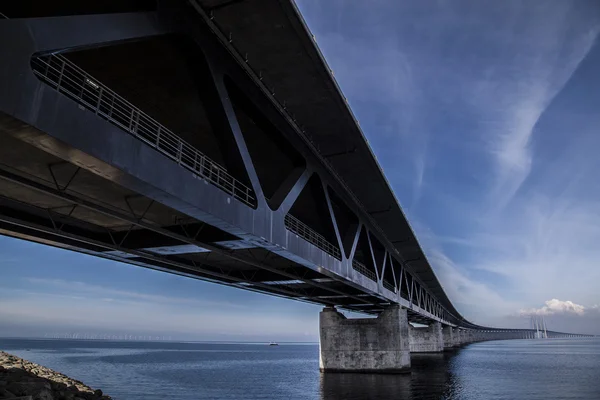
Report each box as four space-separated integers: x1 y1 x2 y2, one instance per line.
0 0 591 373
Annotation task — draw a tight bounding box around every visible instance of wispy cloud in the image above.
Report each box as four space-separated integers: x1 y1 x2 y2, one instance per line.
477 17 600 211
426 247 520 325
22 277 248 310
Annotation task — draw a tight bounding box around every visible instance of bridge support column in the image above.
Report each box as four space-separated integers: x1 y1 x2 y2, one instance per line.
442 326 455 350
409 322 443 352
460 330 468 344
319 305 411 373
468 330 475 343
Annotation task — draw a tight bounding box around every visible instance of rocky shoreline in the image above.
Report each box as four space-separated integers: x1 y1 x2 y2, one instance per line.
0 351 111 400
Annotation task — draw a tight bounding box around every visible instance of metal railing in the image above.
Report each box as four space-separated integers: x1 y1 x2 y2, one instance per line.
30 53 256 208
284 214 341 260
383 280 396 293
351 260 376 282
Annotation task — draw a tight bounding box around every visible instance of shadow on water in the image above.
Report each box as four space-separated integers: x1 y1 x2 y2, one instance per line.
320 351 460 400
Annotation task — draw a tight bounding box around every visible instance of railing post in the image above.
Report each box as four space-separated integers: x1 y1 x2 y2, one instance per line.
156 126 161 148
129 108 135 133
133 110 140 134
44 55 51 78
80 74 87 99
198 155 205 176
56 58 66 90
95 87 103 114
108 94 116 119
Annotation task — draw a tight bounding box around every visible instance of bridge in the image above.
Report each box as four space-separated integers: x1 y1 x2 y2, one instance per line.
0 1 592 373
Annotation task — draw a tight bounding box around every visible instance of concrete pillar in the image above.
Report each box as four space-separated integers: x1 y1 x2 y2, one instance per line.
442 325 455 350
463 330 469 344
462 330 469 344
409 321 444 352
319 305 411 373
457 329 467 345
454 329 462 346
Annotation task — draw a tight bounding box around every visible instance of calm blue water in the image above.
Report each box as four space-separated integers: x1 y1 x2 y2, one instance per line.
1 338 599 399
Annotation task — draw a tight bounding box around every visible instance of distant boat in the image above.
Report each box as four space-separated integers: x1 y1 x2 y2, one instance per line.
268 342 279 346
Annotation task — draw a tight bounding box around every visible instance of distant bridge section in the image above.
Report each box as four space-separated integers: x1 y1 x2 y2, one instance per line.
0 0 592 373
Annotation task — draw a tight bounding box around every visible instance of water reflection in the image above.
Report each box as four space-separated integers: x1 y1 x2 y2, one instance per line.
320 352 457 400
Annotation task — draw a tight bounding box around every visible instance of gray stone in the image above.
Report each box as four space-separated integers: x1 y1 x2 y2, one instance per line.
6 382 54 399
60 391 75 400
0 352 108 400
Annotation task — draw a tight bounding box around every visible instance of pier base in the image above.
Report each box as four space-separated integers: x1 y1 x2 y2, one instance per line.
409 322 444 352
456 329 466 346
442 326 456 349
319 305 411 373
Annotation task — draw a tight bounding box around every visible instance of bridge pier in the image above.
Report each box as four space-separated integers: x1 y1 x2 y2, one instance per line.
319 305 411 374
462 330 470 344
442 326 456 350
409 322 444 352
457 328 465 343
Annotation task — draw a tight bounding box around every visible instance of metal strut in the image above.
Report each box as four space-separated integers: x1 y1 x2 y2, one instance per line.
0 167 374 308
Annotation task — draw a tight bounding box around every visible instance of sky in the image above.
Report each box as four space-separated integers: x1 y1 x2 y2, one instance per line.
2 0 600 339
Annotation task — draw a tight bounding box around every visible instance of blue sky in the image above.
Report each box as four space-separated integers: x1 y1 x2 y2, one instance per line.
2 0 600 339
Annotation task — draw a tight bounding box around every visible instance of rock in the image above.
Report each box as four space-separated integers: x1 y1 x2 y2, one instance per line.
34 388 54 400
6 382 54 399
59 391 74 400
0 352 109 400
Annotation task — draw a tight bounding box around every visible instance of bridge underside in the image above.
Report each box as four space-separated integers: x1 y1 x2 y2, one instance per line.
0 0 593 344
0 122 388 314
0 1 453 326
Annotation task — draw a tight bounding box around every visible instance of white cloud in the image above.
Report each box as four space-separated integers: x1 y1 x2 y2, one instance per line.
519 299 586 317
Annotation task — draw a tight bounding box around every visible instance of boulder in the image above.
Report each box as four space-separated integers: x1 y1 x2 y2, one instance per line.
6 382 54 399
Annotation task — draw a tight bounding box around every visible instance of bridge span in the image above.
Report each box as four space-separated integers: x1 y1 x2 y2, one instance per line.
0 1 592 373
